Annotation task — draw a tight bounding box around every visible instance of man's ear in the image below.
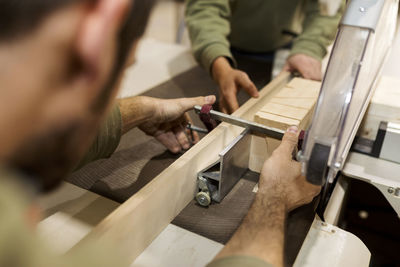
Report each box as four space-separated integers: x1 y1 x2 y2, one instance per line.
75 0 130 84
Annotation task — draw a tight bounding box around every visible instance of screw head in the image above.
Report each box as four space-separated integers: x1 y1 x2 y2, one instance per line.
358 210 369 219
388 187 395 194
196 192 211 207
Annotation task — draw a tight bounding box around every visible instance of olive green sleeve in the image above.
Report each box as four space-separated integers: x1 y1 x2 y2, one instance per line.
207 255 275 267
289 0 345 61
185 0 235 74
76 104 122 169
0 170 128 267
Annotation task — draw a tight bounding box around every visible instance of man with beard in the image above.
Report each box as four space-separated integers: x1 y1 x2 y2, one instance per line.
0 0 320 266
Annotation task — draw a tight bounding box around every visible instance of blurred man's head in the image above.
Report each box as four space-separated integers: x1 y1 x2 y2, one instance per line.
0 0 155 191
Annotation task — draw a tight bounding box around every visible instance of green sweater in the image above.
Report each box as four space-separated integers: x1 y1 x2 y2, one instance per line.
75 104 123 170
185 0 345 73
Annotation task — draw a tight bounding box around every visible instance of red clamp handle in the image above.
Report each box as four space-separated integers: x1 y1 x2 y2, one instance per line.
199 104 218 132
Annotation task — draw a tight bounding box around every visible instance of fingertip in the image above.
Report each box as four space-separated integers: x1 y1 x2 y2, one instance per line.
283 126 299 142
287 126 299 134
170 146 181 154
277 126 300 156
205 95 216 105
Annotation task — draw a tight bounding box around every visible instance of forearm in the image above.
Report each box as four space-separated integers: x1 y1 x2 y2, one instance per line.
119 96 155 134
290 0 345 60
185 0 233 73
212 57 233 81
76 96 155 169
215 192 286 267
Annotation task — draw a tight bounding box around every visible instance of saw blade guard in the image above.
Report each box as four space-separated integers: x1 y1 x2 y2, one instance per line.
299 0 398 186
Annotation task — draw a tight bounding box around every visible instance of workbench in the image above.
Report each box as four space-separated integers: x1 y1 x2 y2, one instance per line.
38 38 223 267
38 17 400 265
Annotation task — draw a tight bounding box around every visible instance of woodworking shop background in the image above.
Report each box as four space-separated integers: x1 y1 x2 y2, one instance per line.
144 0 189 50
75 1 400 265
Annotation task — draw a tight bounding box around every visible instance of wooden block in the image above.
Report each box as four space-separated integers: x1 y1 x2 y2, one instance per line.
274 86 319 99
286 77 321 92
254 111 301 130
359 76 400 139
260 102 309 121
253 77 319 155
270 97 316 110
368 76 400 116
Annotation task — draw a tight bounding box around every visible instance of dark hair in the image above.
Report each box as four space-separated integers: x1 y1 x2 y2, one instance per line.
6 0 156 193
0 0 155 44
0 0 86 40
93 0 156 111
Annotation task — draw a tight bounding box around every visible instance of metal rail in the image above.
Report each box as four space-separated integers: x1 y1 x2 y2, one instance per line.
194 105 285 140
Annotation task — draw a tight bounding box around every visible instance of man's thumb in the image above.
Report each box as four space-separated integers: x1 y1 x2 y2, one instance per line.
276 126 299 158
180 95 216 112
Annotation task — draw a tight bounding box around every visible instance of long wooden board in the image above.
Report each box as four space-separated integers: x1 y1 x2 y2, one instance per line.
72 72 292 263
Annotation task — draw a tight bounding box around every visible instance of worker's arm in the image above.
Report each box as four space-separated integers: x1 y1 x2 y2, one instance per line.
207 126 321 267
185 0 258 114
76 104 123 169
284 0 345 80
185 0 233 74
77 95 216 168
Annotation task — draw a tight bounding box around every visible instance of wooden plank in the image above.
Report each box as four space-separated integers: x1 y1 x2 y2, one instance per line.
286 77 321 92
255 77 321 155
274 86 319 99
270 97 316 110
260 102 309 121
38 182 119 254
255 77 321 130
255 111 301 130
72 72 292 264
359 75 400 139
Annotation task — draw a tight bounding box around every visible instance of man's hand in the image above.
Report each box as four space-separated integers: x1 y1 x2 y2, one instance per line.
212 126 320 267
259 126 321 211
138 95 216 153
212 57 259 114
283 54 322 81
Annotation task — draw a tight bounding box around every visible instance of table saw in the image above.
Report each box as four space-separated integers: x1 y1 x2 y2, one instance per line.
58 0 400 266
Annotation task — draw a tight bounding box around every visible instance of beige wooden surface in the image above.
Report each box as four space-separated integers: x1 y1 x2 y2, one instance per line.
38 182 120 254
38 182 223 267
255 78 321 133
359 75 400 140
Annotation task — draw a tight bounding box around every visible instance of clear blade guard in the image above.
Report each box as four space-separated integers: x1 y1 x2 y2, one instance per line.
299 0 398 185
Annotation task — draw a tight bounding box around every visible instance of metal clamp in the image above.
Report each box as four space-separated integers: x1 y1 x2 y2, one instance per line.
195 128 251 206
